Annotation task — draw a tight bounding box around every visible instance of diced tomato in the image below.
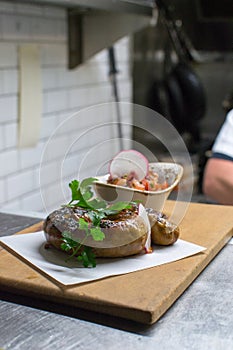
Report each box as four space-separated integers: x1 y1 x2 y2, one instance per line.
160 181 169 190
141 179 150 191
107 169 169 192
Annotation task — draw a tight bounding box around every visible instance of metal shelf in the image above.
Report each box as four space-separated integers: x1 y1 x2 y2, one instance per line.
11 0 154 16
9 0 155 69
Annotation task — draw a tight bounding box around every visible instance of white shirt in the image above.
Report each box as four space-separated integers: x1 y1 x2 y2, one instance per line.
212 109 233 160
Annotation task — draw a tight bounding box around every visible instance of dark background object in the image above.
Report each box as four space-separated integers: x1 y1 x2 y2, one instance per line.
197 0 233 20
161 0 233 52
108 46 124 151
146 0 207 146
164 67 187 133
133 0 233 144
166 62 206 141
133 0 233 195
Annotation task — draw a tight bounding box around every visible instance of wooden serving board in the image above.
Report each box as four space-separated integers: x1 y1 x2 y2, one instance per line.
0 202 233 324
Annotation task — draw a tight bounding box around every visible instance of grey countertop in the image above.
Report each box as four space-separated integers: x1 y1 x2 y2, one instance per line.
0 211 233 350
0 212 41 237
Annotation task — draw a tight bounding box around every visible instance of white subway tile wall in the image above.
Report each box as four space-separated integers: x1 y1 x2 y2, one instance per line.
0 2 133 215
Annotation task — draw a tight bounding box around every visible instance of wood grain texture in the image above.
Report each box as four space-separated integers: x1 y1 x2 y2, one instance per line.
0 202 233 324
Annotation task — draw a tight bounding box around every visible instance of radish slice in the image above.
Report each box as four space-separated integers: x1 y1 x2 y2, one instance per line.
109 150 149 181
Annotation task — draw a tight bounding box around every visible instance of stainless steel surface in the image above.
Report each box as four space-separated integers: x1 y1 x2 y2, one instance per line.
0 212 41 237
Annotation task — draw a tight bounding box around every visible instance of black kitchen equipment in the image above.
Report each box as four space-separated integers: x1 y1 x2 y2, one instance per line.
148 0 206 145
108 46 124 151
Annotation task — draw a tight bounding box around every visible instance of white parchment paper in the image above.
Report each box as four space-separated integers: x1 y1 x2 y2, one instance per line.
0 232 206 286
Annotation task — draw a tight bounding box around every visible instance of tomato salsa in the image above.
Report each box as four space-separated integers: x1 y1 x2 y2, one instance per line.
107 170 169 191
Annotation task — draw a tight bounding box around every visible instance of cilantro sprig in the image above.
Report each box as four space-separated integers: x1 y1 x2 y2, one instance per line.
67 177 131 214
60 218 104 268
60 177 133 268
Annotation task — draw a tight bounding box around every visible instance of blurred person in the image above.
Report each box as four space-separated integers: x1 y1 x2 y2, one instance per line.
202 108 233 205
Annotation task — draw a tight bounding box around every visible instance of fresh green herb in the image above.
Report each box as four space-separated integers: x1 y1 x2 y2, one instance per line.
67 177 132 214
77 247 96 268
61 177 136 267
60 230 83 260
78 217 105 241
67 178 106 209
60 216 105 268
